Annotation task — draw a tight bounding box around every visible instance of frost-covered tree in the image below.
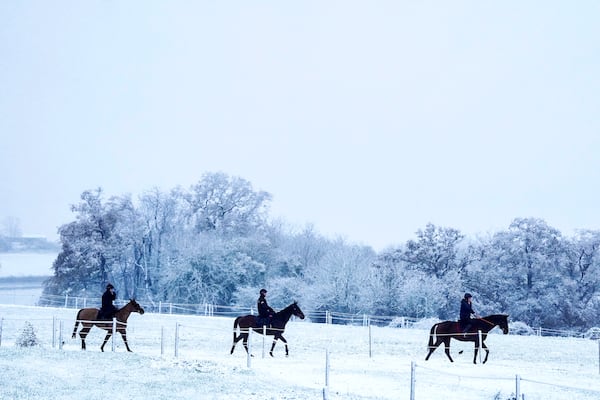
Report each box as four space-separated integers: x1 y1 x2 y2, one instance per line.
303 239 376 316
468 218 567 328
185 172 272 235
16 321 39 348
403 223 471 278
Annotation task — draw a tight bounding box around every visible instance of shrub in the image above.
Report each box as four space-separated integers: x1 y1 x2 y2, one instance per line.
509 321 535 336
584 327 600 340
15 321 40 347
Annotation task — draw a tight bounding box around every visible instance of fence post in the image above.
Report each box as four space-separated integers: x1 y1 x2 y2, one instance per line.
64 295 68 308
59 320 64 350
161 326 164 356
410 361 416 400
515 374 521 399
368 324 372 358
112 318 117 352
246 329 252 368
174 323 180 358
159 301 162 314
325 348 330 388
52 316 56 348
262 325 266 358
478 330 483 364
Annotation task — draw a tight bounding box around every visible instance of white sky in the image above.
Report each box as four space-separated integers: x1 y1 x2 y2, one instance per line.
1 1 599 250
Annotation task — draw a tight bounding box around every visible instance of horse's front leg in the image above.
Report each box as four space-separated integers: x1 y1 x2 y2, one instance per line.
100 331 112 352
119 330 132 352
242 332 250 355
443 339 454 362
481 341 490 364
281 336 289 357
78 324 91 350
473 338 481 364
269 335 279 357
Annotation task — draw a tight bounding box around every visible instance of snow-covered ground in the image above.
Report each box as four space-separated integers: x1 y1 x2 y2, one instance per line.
0 304 599 399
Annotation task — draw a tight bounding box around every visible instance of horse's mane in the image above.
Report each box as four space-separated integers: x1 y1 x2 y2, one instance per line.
276 301 297 315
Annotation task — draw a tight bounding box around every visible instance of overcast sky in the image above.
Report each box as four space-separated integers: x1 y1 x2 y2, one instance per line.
1 1 599 250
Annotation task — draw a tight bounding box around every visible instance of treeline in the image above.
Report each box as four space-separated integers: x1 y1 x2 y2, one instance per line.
42 172 600 330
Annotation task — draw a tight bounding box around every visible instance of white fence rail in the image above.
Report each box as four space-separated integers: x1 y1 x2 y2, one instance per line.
0 291 596 339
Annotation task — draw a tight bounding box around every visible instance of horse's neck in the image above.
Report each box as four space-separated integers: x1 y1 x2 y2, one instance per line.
277 307 292 323
480 316 500 332
116 307 131 322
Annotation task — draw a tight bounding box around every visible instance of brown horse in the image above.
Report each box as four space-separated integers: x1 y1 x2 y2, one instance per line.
230 302 305 357
72 299 145 352
425 314 509 364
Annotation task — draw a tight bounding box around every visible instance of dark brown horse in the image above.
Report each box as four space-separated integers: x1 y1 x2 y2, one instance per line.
72 299 145 352
230 302 305 357
425 314 509 364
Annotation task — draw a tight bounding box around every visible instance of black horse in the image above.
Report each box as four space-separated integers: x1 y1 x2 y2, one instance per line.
230 302 305 357
425 314 509 364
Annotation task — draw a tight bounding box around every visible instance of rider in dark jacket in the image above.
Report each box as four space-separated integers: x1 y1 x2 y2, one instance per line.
459 293 478 336
257 288 275 327
99 283 118 320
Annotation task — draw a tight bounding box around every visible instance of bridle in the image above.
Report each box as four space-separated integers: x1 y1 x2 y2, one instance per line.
479 316 508 332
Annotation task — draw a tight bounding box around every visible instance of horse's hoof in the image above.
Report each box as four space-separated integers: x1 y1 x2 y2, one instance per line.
269 352 274 357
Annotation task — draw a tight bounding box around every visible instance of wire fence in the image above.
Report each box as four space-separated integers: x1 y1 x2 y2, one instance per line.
0 290 597 339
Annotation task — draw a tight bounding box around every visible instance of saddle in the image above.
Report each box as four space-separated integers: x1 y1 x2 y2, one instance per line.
97 309 114 321
256 317 271 328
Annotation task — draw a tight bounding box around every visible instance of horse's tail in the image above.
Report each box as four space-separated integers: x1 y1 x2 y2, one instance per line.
72 309 83 338
232 316 241 342
428 324 438 348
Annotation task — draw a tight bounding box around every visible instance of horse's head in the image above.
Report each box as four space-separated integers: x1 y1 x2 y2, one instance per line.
499 314 509 334
291 301 305 320
128 299 145 315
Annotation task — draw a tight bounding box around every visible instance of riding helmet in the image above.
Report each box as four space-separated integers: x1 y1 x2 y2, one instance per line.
464 292 472 299
106 283 114 290
260 288 267 295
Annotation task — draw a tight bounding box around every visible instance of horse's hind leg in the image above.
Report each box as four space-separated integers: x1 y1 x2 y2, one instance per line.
425 338 442 361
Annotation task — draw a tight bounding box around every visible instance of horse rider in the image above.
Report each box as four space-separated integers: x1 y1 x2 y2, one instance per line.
257 288 275 327
459 293 479 336
98 283 118 320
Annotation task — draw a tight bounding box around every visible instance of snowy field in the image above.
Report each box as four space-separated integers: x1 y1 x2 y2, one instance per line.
1 304 599 400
